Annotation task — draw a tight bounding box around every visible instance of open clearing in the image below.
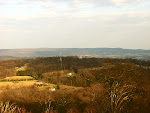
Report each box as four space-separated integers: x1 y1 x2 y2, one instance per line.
37 83 82 91
7 76 33 80
0 80 37 87
0 76 33 81
0 80 37 93
0 80 81 93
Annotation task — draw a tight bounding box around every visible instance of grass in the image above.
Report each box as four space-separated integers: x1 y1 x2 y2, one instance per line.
37 84 57 90
6 76 33 80
0 80 37 87
37 84 82 91
16 64 28 71
0 76 34 82
0 80 81 94
0 80 38 93
0 74 82 95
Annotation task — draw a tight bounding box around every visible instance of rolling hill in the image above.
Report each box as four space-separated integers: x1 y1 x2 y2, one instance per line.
0 48 150 60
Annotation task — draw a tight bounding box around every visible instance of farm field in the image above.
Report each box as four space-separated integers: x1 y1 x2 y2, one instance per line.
0 80 36 93
0 76 33 81
7 76 33 80
37 83 82 91
0 80 81 91
0 75 81 94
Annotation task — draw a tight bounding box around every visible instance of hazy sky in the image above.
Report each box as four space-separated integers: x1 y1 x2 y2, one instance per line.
0 0 150 49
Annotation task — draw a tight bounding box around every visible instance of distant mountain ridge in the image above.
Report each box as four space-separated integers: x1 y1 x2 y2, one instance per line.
0 48 150 60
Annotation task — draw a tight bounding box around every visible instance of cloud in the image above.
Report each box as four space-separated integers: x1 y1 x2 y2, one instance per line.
0 0 4 5
41 2 55 8
23 0 149 7
71 11 150 23
0 0 150 49
0 0 149 8
109 0 143 7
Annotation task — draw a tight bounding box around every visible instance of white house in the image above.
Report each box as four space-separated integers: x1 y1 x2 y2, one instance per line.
49 88 56 91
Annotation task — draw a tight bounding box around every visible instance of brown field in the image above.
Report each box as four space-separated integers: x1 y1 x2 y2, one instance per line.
0 79 81 94
37 83 82 90
0 80 37 87
0 80 37 93
0 76 33 81
8 76 33 80
16 63 28 71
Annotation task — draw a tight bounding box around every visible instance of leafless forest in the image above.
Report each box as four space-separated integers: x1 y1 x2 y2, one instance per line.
0 57 150 113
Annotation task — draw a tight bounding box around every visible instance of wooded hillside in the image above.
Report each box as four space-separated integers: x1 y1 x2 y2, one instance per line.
0 57 150 113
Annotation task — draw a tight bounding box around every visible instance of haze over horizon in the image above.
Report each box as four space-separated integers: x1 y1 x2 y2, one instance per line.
0 47 150 51
0 0 150 49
